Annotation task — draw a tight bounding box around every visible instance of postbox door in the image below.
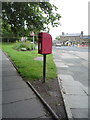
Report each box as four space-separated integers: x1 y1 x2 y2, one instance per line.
42 36 52 54
38 32 52 54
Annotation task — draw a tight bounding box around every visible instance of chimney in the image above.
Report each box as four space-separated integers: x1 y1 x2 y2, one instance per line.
62 32 64 36
81 31 83 37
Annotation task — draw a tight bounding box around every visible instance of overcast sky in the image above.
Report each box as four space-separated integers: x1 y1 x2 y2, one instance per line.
49 0 89 39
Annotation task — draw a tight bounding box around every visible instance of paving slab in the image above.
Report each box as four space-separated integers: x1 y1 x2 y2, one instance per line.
2 76 23 82
71 108 88 118
2 55 11 61
61 54 79 59
0 91 2 105
0 78 2 83
67 63 74 66
57 68 73 75
3 80 29 91
2 62 14 68
0 82 2 91
3 87 36 104
0 62 2 68
59 74 84 88
2 57 9 61
59 74 75 81
55 62 69 68
2 69 19 76
81 84 88 95
61 79 81 88
0 105 2 119
0 71 2 77
62 85 86 95
2 66 16 72
54 59 62 62
63 95 88 108
2 98 48 118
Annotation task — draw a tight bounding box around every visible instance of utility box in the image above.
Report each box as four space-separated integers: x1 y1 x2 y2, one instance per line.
38 32 52 54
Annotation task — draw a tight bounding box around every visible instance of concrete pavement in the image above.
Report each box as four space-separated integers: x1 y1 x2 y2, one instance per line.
0 49 2 120
0 50 53 119
53 46 88 119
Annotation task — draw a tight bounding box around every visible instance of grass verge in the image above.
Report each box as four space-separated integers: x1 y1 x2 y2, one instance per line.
0 42 2 49
2 43 57 82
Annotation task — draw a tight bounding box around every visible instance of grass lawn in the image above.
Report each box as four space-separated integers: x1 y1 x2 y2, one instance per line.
0 42 2 49
2 43 57 82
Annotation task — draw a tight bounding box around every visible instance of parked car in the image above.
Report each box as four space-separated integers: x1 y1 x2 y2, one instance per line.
56 43 62 47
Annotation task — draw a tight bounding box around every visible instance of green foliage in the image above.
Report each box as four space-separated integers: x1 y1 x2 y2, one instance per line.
0 42 2 49
13 41 35 50
55 36 60 40
2 28 14 38
2 2 61 38
27 36 38 43
27 37 33 42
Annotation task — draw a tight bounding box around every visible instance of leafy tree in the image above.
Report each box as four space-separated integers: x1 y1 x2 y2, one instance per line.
0 18 2 38
55 36 60 40
2 2 61 38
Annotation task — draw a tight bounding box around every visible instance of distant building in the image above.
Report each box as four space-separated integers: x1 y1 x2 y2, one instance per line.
60 31 90 46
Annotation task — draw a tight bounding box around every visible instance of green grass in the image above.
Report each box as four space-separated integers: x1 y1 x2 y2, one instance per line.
2 43 57 82
0 42 2 49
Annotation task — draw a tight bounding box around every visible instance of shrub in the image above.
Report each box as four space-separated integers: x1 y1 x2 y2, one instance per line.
13 41 35 51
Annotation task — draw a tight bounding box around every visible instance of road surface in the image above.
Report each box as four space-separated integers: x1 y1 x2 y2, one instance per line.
53 46 88 87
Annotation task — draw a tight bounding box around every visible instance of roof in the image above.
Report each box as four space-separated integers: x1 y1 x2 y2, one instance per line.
81 36 90 39
62 33 81 37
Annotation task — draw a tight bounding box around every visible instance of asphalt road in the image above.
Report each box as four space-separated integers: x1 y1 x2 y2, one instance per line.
53 46 88 87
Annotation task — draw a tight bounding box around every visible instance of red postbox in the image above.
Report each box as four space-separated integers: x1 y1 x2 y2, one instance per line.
38 32 52 54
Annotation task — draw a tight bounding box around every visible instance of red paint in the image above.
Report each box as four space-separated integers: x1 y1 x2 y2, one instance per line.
38 32 52 54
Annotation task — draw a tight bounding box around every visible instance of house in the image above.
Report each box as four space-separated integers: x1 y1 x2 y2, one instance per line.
81 36 90 46
60 31 90 46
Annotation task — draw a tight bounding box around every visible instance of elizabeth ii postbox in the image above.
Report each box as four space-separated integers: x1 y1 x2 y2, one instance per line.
38 32 52 54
